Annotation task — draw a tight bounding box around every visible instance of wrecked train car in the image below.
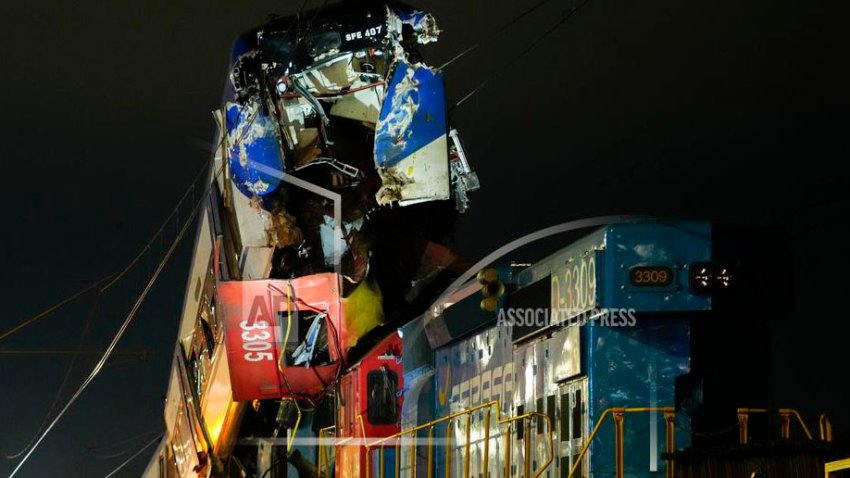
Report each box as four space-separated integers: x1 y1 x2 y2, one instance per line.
143 2 477 477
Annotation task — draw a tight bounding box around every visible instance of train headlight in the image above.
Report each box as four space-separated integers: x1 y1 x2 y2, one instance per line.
689 263 713 293
714 266 734 289
688 262 736 294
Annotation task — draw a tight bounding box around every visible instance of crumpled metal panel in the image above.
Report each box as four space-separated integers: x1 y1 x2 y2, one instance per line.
225 99 285 198
392 7 441 44
217 273 346 401
374 61 449 206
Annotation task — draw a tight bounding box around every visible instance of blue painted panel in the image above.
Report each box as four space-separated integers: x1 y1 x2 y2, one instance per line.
225 101 285 197
584 320 691 477
370 448 397 478
601 221 711 312
374 62 447 168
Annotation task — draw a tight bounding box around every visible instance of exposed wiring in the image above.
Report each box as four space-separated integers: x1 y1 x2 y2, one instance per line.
285 399 302 452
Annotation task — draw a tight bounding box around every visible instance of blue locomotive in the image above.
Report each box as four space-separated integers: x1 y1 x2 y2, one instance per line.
347 218 831 478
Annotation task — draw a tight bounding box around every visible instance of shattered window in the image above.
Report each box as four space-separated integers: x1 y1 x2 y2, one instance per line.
259 36 292 63
366 367 399 425
305 31 341 58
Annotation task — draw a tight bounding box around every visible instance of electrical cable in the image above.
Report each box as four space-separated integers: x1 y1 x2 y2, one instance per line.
437 0 563 70
2 294 101 459
451 0 593 110
0 274 113 343
86 428 163 459
101 434 163 478
7 161 221 478
99 157 211 292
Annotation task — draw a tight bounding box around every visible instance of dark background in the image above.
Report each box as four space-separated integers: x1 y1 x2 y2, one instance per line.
1 0 847 476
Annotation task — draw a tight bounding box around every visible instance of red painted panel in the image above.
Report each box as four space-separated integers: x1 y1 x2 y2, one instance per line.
218 273 347 401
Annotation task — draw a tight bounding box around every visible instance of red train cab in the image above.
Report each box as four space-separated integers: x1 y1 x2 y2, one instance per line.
336 331 404 477
218 273 352 402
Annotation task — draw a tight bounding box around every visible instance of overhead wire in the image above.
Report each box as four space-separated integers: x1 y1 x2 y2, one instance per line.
87 428 163 459
3 42 263 333
437 0 563 70
4 112 252 474
2 294 102 460
101 434 163 478
6 164 211 477
0 145 211 343
98 156 212 292
0 274 112 343
3 109 236 473
451 0 594 110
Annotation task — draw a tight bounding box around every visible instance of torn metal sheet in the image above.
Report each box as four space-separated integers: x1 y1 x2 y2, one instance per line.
319 215 364 268
374 61 450 206
225 99 285 197
449 129 480 213
228 182 272 248
386 5 441 45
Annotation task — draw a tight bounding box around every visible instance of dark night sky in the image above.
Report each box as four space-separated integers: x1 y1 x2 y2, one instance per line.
1 0 848 476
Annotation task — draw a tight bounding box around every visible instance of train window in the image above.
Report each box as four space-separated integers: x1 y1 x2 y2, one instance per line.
366 367 398 425
560 394 570 440
536 397 545 431
546 395 556 436
305 31 341 58
571 452 582 478
560 457 569 478
572 389 582 438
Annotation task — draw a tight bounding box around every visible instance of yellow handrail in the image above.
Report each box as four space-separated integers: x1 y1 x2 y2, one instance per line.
825 457 850 478
736 407 818 444
567 407 677 478
360 400 553 478
819 414 833 442
317 426 335 477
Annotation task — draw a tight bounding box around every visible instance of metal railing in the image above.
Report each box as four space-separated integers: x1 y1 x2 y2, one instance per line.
825 457 850 477
736 408 833 444
360 400 553 478
567 407 677 478
539 406 831 478
819 414 833 442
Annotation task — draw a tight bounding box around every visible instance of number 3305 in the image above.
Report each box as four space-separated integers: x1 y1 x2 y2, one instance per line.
239 320 273 362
